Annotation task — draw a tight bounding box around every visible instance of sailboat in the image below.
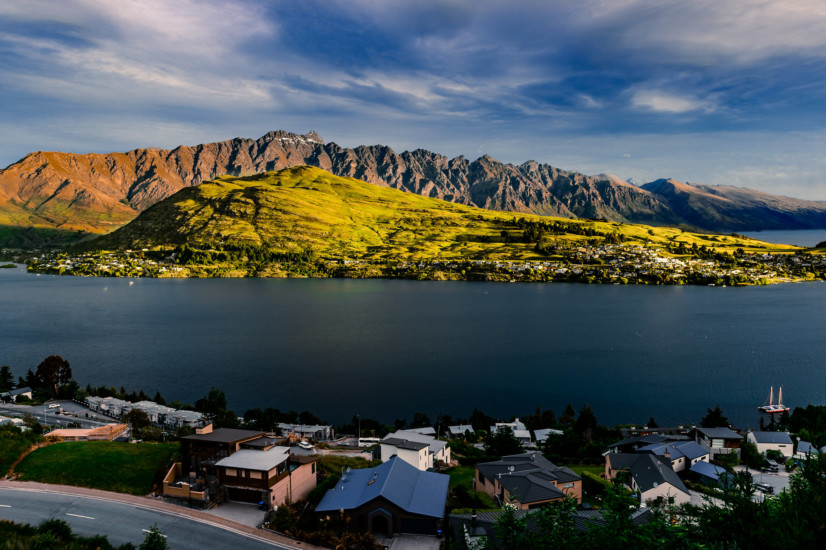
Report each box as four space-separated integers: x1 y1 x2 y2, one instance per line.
758 386 790 414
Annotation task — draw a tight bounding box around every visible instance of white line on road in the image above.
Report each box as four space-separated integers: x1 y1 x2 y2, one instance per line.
66 512 95 520
142 529 167 538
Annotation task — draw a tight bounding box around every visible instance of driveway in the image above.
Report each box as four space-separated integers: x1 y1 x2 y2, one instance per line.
205 502 266 528
375 534 441 550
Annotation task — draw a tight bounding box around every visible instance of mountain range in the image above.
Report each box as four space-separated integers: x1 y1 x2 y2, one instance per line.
2 130 826 236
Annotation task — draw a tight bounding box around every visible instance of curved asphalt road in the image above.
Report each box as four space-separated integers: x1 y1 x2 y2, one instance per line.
0 484 315 549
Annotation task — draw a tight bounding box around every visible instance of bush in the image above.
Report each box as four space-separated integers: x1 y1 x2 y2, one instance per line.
581 471 611 498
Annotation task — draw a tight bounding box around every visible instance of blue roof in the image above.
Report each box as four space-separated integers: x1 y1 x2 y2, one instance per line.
690 461 726 481
316 457 449 518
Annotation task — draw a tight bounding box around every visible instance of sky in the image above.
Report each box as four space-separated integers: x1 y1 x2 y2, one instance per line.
2 0 826 199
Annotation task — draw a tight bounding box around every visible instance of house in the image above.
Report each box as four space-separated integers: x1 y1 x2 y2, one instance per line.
474 451 582 508
180 423 265 471
533 428 563 445
380 430 451 471
1 387 32 403
278 422 334 441
447 425 474 439
215 446 318 509
608 434 673 454
605 453 690 507
795 440 819 459
490 420 532 446
45 423 128 442
694 427 743 459
689 461 730 487
635 440 709 473
406 426 437 437
746 431 794 459
316 456 449 536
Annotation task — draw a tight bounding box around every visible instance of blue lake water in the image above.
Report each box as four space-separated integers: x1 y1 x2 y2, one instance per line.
744 229 826 247
1 264 825 429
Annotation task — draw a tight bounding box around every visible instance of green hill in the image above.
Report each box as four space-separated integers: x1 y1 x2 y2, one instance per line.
88 165 797 261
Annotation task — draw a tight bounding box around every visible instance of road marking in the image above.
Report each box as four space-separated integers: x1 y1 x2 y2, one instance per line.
142 529 167 538
66 512 95 520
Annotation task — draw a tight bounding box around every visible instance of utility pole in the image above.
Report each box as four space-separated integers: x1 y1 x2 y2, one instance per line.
357 413 360 446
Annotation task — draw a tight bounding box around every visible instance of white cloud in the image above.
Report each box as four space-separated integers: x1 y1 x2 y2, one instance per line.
630 90 712 114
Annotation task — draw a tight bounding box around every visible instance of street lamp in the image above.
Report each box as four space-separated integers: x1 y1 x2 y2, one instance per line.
356 413 360 446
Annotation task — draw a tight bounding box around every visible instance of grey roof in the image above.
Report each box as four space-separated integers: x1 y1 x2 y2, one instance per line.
476 452 580 504
215 446 289 471
243 436 281 448
382 437 429 451
406 427 437 436
797 441 818 455
689 461 726 481
316 456 449 518
534 428 563 442
182 428 264 444
385 430 447 455
749 431 793 445
696 427 742 440
609 434 669 448
629 454 689 495
448 425 474 436
608 453 689 496
638 441 708 461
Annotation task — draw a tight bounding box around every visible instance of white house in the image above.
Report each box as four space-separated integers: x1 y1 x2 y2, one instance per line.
747 431 794 459
380 430 451 471
490 420 532 446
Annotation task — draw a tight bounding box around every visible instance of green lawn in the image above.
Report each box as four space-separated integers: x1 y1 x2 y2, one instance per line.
446 465 497 512
15 441 178 495
567 463 605 477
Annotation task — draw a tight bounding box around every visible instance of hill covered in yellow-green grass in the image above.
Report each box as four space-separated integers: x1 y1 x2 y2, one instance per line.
87 165 798 261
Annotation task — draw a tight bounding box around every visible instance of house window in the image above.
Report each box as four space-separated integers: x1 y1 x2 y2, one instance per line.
562 483 574 488
225 468 236 477
312 463 316 474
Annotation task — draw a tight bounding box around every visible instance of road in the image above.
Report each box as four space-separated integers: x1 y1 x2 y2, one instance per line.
0 400 122 430
0 484 312 549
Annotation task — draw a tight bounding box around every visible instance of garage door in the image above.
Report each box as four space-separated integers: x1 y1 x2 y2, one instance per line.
226 487 261 504
400 517 436 535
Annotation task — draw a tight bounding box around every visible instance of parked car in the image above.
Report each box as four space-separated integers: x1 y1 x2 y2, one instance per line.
755 483 774 494
298 440 314 450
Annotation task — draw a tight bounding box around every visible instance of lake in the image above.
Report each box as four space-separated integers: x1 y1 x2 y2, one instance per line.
744 228 826 247
1 264 825 429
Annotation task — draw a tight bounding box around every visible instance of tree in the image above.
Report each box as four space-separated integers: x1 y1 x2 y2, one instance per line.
35 355 72 396
740 440 763 470
700 405 729 428
139 524 169 550
485 427 523 457
124 409 151 431
0 365 13 392
646 417 658 428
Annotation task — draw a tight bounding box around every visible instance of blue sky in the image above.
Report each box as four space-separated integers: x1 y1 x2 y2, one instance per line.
3 0 826 199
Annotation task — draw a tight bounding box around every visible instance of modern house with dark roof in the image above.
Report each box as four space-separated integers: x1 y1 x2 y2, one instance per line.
316 456 449 536
795 440 819 459
215 446 318 509
604 453 690 506
474 451 582 508
180 423 266 470
380 430 451 471
746 431 794 459
694 427 743 459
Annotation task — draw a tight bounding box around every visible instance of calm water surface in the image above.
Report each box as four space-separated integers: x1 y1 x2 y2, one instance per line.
1 264 825 428
744 229 826 247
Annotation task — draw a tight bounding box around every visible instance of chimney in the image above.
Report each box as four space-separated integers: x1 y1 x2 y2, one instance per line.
196 423 214 435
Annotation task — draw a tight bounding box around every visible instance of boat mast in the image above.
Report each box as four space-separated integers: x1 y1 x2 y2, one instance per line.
769 387 774 406
778 386 783 407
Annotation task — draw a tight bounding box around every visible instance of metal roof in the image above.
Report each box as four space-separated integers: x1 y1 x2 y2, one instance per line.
381 437 429 451
215 446 289 471
696 427 742 440
689 461 726 481
316 456 449 518
797 441 818 454
749 431 793 445
182 428 264 444
448 425 474 435
384 430 447 455
476 452 580 504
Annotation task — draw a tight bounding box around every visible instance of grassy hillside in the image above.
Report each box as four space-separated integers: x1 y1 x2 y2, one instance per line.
88 166 799 260
15 441 177 495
